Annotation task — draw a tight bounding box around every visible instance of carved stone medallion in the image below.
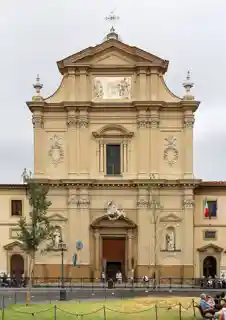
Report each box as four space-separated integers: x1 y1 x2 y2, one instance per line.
48 135 64 166
163 136 179 166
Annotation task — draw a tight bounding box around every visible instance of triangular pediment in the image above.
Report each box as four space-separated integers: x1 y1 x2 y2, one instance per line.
91 215 136 229
57 39 168 74
3 241 23 251
198 243 223 253
160 213 181 223
48 213 67 222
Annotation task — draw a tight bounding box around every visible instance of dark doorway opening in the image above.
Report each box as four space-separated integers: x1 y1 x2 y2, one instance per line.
10 254 24 279
106 261 122 280
203 256 217 278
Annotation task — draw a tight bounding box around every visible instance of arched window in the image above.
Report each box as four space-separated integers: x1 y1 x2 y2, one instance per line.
165 227 176 251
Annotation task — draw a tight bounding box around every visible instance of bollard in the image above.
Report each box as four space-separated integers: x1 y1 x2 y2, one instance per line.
53 305 57 320
155 304 158 320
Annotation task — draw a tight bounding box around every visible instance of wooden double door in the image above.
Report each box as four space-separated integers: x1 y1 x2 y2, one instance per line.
102 237 126 280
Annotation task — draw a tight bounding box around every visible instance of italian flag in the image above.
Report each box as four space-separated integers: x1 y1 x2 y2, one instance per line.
204 200 209 218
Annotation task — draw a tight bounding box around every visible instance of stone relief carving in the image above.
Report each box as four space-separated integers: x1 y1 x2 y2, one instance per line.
93 77 131 100
137 197 149 208
183 199 195 209
105 201 126 221
184 117 195 129
166 229 175 251
48 135 64 166
32 115 43 128
163 136 179 166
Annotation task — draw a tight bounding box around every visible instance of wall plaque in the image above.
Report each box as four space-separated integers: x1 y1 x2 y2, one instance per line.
93 77 131 100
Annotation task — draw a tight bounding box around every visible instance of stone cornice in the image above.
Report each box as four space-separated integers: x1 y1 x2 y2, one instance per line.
180 100 200 112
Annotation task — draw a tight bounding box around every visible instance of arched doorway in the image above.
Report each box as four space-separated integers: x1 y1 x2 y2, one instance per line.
10 254 24 279
203 256 217 277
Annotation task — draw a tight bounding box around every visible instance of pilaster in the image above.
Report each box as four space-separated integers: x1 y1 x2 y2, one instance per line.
77 188 90 265
32 112 44 177
79 68 88 101
67 109 78 178
183 110 195 179
137 110 149 178
137 69 147 100
137 188 150 266
182 188 195 268
78 109 89 177
149 109 160 178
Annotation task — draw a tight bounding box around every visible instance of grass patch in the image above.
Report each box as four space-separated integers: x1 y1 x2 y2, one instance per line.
1 296 200 319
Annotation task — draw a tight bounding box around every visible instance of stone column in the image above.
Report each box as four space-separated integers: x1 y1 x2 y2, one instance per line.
123 141 128 173
137 188 150 275
78 109 89 177
67 109 78 178
99 140 104 173
137 111 149 178
149 110 160 178
32 112 44 177
184 111 194 179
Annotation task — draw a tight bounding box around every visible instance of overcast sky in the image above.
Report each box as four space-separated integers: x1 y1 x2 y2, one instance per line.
0 0 225 183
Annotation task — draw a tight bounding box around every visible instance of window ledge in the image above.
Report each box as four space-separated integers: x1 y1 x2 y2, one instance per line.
104 174 123 177
160 249 181 252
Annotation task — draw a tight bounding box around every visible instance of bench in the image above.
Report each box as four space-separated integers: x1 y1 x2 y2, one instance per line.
196 306 215 319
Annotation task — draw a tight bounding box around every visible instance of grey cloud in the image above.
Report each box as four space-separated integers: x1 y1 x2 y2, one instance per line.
0 0 225 182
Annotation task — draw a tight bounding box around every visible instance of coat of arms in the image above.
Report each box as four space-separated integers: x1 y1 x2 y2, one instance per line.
105 201 125 221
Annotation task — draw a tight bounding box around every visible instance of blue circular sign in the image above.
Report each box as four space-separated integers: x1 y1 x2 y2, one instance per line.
76 240 83 250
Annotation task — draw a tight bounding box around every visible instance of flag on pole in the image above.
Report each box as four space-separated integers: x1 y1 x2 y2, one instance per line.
204 200 209 218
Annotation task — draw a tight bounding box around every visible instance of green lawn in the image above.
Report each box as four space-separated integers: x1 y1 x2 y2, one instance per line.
0 297 201 319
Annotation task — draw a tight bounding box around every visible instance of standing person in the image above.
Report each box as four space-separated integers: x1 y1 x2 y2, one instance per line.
116 271 122 284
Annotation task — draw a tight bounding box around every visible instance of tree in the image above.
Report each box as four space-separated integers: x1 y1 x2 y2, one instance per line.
17 170 52 305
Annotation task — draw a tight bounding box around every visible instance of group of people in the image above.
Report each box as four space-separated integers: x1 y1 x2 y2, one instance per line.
200 292 226 319
0 273 26 288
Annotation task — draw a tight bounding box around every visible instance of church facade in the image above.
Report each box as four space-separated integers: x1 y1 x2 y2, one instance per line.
1 30 226 280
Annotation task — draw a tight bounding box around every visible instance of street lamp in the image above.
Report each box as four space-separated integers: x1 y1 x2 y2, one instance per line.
58 240 67 301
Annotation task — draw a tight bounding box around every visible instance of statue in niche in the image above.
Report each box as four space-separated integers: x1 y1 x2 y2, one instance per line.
166 229 175 251
53 227 61 248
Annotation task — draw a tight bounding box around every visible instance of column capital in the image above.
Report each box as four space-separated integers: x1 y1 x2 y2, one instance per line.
32 114 43 128
137 197 149 208
137 118 149 128
78 117 89 128
183 198 195 209
184 117 195 129
67 115 78 128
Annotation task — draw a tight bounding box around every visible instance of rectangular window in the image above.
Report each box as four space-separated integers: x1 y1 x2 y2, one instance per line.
204 231 217 240
207 200 217 218
11 200 22 216
106 144 121 175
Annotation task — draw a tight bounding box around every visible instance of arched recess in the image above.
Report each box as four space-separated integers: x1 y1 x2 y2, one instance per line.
92 125 134 175
165 226 176 251
90 215 137 279
197 243 223 277
3 241 28 276
10 254 24 278
203 256 217 278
